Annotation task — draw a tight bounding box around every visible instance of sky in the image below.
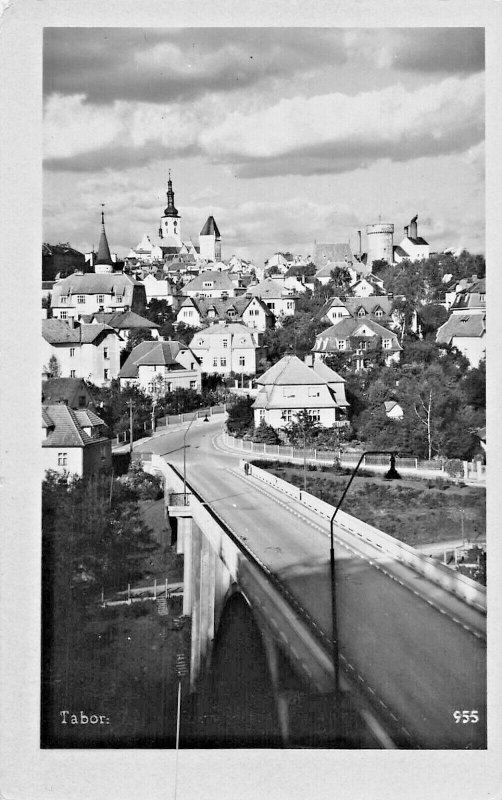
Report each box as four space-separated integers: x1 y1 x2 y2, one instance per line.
43 27 485 264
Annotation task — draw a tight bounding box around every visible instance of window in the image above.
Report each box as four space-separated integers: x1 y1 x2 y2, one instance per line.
223 339 228 348
187 310 193 317
104 369 109 380
70 369 76 378
308 409 321 422
213 358 218 367
239 356 245 367
198 339 204 346
78 395 86 407
203 281 214 289
220 358 227 367
190 380 196 389
282 409 292 422
60 310 68 320
97 295 104 304
359 341 367 350
69 348 75 357
382 339 392 349
259 409 266 420
116 295 123 304
308 387 320 397
103 347 109 360
337 340 346 350
166 382 172 392
57 452 68 466
283 387 295 397
375 308 383 317
77 295 85 304
60 296 67 304
190 362 194 369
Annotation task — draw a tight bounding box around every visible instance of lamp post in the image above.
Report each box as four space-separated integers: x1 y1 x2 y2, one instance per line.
182 413 197 505
329 450 400 696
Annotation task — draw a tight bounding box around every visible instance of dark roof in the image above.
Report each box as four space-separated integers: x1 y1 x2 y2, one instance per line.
119 340 197 379
407 236 429 246
82 311 159 330
200 216 221 238
42 319 118 344
313 317 402 352
42 378 95 408
393 245 408 257
96 225 113 266
42 404 108 448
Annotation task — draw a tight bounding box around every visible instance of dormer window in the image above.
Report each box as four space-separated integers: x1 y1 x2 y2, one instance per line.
203 281 214 289
357 308 366 317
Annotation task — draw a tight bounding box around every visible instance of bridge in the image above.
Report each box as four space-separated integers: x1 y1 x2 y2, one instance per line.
139 417 486 750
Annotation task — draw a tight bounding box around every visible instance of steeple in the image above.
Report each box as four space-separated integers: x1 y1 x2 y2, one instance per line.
164 169 179 218
95 204 113 272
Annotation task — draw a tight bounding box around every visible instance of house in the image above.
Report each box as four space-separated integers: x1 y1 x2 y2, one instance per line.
350 273 385 297
247 278 296 319
189 323 266 376
79 310 160 351
50 272 147 320
252 354 349 429
141 273 177 305
176 295 273 332
393 216 430 263
436 279 486 367
317 295 396 328
42 404 111 479
119 340 202 394
42 319 122 385
384 400 404 420
199 216 222 262
264 252 294 274
42 378 96 410
182 269 235 299
42 242 87 281
312 317 402 371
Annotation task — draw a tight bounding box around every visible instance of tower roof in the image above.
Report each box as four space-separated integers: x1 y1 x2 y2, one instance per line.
200 216 221 238
96 208 113 266
163 172 179 218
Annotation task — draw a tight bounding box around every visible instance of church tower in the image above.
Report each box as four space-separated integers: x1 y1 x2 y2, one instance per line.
95 206 114 274
158 171 182 246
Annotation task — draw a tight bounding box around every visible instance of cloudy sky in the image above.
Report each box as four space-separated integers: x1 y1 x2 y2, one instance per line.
43 27 484 263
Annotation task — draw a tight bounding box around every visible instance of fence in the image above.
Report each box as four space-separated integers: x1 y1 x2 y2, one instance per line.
115 404 226 447
224 432 486 483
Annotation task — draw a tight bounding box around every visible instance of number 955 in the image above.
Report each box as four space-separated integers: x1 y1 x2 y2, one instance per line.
453 710 479 724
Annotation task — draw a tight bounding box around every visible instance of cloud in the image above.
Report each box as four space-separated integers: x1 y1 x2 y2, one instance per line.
199 74 484 177
43 28 349 105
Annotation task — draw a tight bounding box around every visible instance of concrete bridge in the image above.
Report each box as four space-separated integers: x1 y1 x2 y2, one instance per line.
140 419 486 750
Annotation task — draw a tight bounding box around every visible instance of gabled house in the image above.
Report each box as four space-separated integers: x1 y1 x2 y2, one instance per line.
182 269 235 299
246 278 296 319
312 317 402 370
350 273 385 297
384 400 404 420
252 354 349 429
119 340 202 394
42 319 122 385
317 295 396 328
436 279 486 367
42 378 96 410
50 272 147 320
79 310 160 352
176 295 273 332
189 323 266 376
394 215 430 263
42 404 111 478
141 273 177 305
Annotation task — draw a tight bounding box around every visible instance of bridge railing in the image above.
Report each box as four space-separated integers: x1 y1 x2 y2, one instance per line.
168 492 191 507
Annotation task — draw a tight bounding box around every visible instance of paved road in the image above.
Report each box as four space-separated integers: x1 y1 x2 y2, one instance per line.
136 418 486 749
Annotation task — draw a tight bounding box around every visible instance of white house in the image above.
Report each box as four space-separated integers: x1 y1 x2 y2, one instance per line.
252 355 349 429
189 323 266 376
79 310 160 352
182 269 235 299
42 404 111 479
176 295 273 332
141 273 177 305
312 317 402 370
436 278 486 367
247 278 296 319
42 319 122 385
119 340 202 394
394 215 430 263
51 273 147 320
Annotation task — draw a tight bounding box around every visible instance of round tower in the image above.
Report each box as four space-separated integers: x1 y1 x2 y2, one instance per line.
365 223 394 267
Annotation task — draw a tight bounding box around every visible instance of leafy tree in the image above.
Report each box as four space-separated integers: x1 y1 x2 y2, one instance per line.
252 419 280 444
127 328 154 350
283 409 321 446
418 304 448 338
45 355 61 378
328 266 353 294
226 395 255 436
161 388 205 415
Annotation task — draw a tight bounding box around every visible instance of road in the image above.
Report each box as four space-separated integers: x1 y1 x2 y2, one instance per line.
135 417 486 749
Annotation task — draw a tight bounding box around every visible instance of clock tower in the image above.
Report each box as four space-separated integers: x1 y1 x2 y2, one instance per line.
158 171 182 246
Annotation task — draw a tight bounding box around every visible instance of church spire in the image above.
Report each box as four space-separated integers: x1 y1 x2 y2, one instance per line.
164 170 179 217
96 204 113 267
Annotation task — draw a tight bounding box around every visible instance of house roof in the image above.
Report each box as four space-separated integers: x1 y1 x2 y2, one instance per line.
42 404 107 448
344 296 393 316
314 243 353 264
393 245 409 258
183 270 235 293
247 278 286 299
179 295 272 320
310 360 345 384
384 400 401 413
82 311 159 330
436 313 486 343
257 355 327 386
313 317 401 351
42 319 118 344
200 216 221 238
52 273 139 294
119 340 193 378
96 226 113 266
189 323 259 348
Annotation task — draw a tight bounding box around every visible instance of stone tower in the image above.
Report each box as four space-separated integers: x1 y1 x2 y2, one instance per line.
199 216 221 262
158 171 182 246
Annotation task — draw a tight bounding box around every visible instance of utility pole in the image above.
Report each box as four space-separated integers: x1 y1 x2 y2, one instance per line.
128 399 134 453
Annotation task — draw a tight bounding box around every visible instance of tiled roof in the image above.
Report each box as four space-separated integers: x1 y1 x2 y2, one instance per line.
183 270 235 293
344 296 393 316
42 378 93 407
314 243 353 264
119 340 194 378
393 245 408 258
200 216 221 237
257 355 326 386
42 404 107 448
247 278 285 299
52 273 139 294
42 319 118 344
407 236 429 246
313 317 401 351
86 311 159 330
311 360 345 384
436 313 486 343
189 323 259 348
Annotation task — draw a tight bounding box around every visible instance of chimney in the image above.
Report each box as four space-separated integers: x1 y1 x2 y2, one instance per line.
357 230 362 257
410 215 418 239
404 226 409 237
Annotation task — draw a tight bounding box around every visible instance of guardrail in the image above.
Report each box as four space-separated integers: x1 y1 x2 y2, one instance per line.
245 462 486 613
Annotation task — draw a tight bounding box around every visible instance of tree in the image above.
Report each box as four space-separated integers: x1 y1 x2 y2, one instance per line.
252 419 280 444
162 388 204 416
45 355 61 378
328 266 353 295
418 304 448 338
226 395 255 437
283 409 321 446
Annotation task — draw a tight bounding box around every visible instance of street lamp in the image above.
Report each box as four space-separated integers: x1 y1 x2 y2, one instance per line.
329 450 400 696
182 413 197 505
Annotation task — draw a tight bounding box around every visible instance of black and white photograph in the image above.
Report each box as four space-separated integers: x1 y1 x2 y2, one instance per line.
1 2 501 799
